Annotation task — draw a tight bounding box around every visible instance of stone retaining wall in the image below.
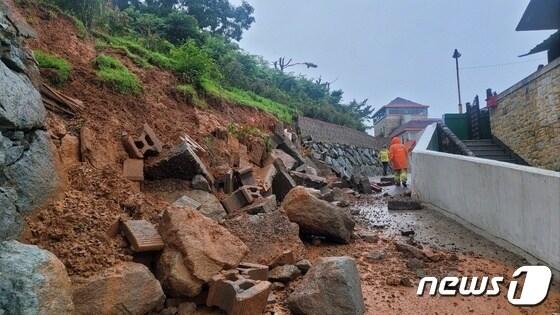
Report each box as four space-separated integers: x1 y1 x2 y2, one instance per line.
491 59 560 171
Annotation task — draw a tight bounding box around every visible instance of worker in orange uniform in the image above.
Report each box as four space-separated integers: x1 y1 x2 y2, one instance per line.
389 137 409 187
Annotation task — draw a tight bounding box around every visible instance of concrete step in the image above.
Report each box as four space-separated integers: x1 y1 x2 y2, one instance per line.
472 150 510 156
478 155 517 163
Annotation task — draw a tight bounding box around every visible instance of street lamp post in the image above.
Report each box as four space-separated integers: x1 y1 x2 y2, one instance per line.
452 49 463 114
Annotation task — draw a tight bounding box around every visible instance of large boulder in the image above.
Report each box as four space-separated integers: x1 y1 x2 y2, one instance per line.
72 262 165 315
224 212 306 266
0 6 59 241
282 186 355 243
0 130 60 240
157 207 248 297
0 240 74 315
288 256 365 315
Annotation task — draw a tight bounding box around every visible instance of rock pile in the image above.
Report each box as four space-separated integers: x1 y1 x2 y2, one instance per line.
303 141 382 181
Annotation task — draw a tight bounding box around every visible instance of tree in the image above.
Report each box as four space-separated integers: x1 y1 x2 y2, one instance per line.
273 57 318 72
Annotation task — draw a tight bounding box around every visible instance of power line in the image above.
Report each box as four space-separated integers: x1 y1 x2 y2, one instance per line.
460 58 546 70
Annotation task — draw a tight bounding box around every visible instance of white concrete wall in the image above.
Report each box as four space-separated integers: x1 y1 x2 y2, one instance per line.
412 124 560 271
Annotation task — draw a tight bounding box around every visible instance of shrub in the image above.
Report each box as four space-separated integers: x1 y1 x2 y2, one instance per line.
176 84 205 108
33 50 72 84
51 0 104 27
94 54 142 95
172 40 218 86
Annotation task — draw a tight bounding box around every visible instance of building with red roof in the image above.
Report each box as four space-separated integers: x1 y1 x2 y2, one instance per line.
372 97 430 137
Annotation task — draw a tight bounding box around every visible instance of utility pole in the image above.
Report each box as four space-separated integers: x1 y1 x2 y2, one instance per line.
452 49 463 114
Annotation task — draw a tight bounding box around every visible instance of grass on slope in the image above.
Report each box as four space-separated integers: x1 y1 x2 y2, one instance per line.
94 54 142 95
34 50 72 84
201 79 295 123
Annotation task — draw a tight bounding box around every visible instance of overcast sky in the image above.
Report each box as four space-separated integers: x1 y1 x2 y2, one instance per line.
231 0 553 123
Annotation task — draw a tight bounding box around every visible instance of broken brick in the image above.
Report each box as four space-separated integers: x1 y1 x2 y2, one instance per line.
237 263 269 281
207 272 271 315
123 159 144 181
120 220 164 253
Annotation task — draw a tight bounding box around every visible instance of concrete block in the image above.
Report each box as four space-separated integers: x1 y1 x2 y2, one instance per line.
121 220 165 252
207 272 271 315
290 171 327 189
222 186 256 213
236 167 256 186
237 262 269 281
224 170 235 194
272 163 296 202
123 159 144 181
136 123 163 157
122 133 143 159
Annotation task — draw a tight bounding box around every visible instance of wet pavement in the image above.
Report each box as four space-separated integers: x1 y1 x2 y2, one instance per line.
352 184 527 267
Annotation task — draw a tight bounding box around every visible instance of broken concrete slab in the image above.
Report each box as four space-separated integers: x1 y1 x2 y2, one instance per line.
247 137 268 167
388 199 423 210
121 220 164 253
181 190 227 221
271 161 297 202
290 171 328 189
224 169 235 194
173 195 202 210
271 149 297 170
145 142 214 185
207 272 271 315
240 195 277 215
237 262 269 281
123 158 144 181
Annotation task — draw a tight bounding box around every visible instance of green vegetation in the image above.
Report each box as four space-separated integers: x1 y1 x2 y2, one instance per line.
44 0 375 130
33 50 72 84
94 54 141 95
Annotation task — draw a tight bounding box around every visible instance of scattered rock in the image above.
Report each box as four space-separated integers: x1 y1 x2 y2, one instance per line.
271 149 297 170
192 174 212 192
241 195 277 215
401 277 413 287
0 241 74 315
295 259 312 274
365 250 385 262
386 277 400 286
157 207 248 297
178 302 197 315
406 258 425 271
395 242 427 260
269 250 297 268
72 262 164 315
282 186 355 244
271 282 285 291
173 195 202 210
290 171 328 189
401 229 415 237
388 199 423 210
224 212 305 266
357 231 379 243
268 265 301 283
288 256 365 315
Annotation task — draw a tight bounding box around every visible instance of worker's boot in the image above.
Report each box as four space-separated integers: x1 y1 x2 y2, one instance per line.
402 181 407 188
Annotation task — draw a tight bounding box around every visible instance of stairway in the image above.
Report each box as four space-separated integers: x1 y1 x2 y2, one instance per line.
463 139 518 164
